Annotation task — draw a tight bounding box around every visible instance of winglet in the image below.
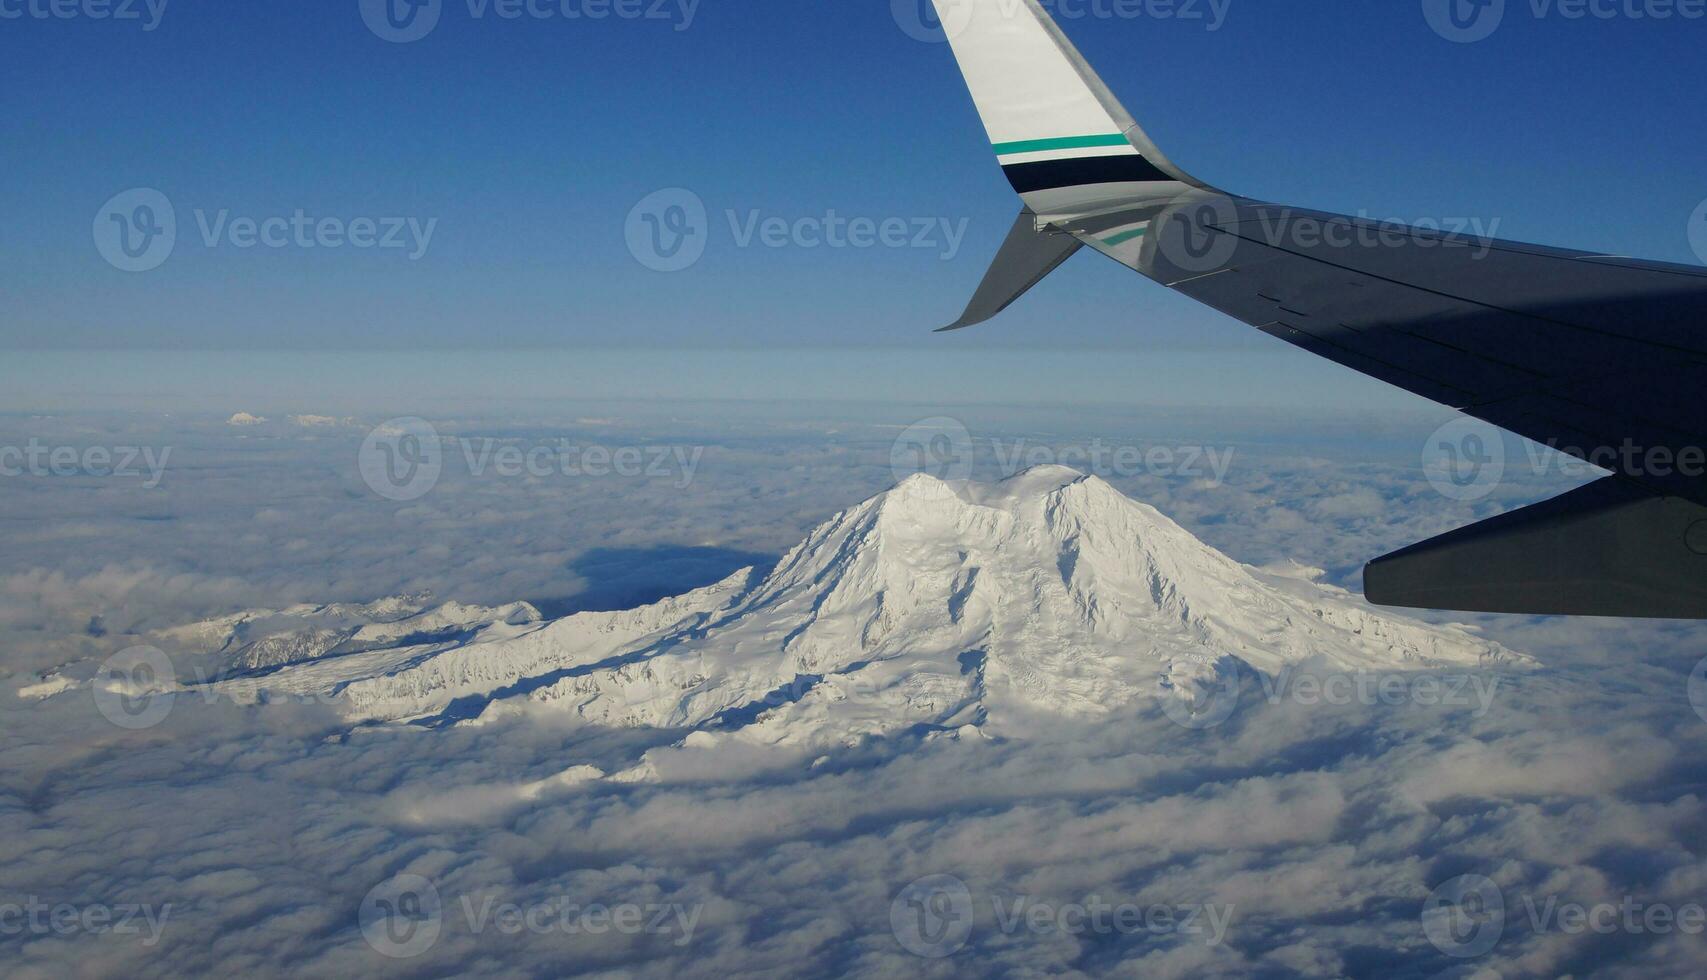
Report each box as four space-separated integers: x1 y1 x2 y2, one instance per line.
927 0 1213 333
939 207 1082 332
930 0 1208 221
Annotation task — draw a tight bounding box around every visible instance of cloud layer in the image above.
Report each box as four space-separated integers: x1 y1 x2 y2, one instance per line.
3 408 1705 977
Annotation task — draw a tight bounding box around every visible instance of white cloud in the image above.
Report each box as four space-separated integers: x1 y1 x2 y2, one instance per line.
1 408 1704 977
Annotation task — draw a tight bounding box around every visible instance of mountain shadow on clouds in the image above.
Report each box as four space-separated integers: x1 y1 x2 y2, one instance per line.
531 545 778 619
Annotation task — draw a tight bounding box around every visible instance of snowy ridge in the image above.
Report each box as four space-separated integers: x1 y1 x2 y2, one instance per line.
163 468 1527 748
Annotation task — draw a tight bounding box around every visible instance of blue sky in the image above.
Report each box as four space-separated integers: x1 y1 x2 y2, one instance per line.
8 13 1707 973
4 0 1705 367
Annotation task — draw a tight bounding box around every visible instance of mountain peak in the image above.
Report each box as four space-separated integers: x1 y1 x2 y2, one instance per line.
881 470 967 506
876 466 1137 532
177 473 1528 752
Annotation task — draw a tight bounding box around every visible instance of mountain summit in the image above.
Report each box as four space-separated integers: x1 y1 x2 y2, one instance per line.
178 468 1520 748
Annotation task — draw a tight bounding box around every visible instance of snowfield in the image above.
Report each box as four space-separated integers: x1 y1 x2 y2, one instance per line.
109 467 1528 755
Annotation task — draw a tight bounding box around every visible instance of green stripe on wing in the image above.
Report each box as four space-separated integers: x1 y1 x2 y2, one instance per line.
1100 227 1148 246
992 133 1129 155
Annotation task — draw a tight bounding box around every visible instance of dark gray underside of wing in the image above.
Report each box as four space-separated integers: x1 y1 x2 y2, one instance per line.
1049 197 1707 617
923 0 1707 617
1099 199 1707 505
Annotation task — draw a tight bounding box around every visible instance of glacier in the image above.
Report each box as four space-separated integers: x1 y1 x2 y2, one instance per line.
132 466 1529 754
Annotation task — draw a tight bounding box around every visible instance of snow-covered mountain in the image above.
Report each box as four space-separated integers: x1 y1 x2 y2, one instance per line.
146 467 1525 752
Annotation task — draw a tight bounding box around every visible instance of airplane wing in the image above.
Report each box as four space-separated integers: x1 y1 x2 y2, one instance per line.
927 0 1707 619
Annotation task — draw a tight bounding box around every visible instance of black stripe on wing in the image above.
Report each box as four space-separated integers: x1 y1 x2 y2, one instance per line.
1001 155 1173 193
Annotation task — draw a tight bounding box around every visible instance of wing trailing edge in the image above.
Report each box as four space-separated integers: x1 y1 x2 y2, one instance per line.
1365 478 1707 619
